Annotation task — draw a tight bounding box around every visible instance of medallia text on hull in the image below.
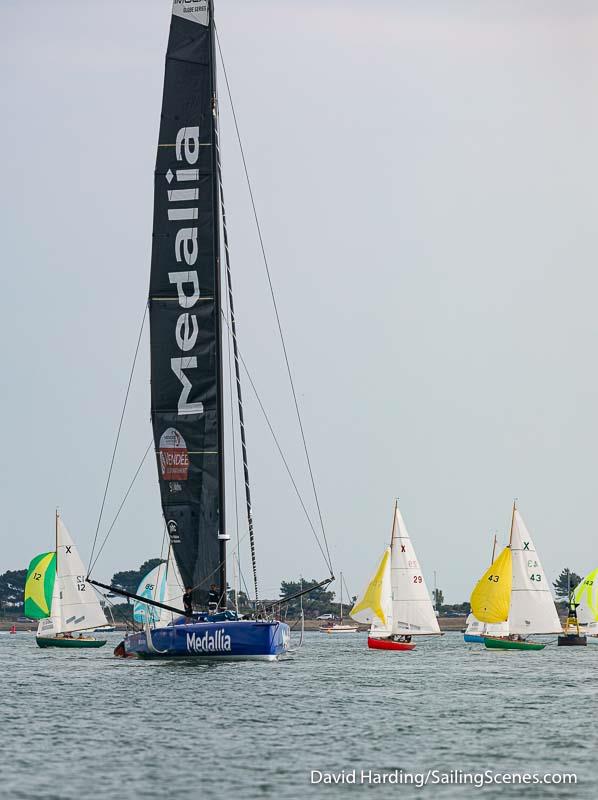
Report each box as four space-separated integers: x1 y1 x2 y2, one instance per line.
123 618 290 660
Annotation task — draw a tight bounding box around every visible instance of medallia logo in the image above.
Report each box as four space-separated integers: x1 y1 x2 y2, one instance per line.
186 629 232 654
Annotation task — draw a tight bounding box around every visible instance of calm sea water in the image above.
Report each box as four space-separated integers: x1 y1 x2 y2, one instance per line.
0 630 595 799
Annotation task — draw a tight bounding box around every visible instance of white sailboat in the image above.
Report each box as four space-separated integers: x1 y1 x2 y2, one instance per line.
350 501 440 651
319 572 358 633
29 513 108 648
133 548 184 629
472 504 562 651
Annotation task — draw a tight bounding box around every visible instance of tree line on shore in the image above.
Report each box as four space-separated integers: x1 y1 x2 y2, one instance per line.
0 563 583 618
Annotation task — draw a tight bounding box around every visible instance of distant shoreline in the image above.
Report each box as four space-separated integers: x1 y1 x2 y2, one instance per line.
0 616 470 633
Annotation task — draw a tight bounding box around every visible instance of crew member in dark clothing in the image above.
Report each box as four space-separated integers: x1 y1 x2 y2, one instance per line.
208 583 219 614
183 587 193 624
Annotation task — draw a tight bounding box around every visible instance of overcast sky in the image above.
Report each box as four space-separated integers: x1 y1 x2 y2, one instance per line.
1 1 598 603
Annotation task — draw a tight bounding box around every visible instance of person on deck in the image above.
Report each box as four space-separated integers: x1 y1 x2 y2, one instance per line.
208 584 219 614
183 587 193 624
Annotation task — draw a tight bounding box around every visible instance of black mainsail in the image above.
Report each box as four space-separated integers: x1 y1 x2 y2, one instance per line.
149 0 225 604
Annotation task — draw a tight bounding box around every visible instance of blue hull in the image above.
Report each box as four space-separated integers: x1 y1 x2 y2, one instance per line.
464 634 485 643
122 620 290 660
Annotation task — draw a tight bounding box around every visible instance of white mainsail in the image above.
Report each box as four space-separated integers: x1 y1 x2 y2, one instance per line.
56 516 107 634
133 549 183 628
389 504 440 636
508 510 561 635
465 613 509 637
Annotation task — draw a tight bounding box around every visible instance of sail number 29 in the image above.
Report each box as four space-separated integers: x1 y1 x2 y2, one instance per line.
413 576 423 584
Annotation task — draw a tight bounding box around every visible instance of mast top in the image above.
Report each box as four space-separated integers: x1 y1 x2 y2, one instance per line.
508 500 517 547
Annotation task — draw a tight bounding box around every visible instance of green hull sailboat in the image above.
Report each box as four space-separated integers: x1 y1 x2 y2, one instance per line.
469 503 562 652
483 636 545 651
25 513 109 650
36 637 106 649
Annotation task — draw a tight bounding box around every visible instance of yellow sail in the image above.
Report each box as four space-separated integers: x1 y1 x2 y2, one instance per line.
470 546 512 624
350 549 390 626
574 568 598 622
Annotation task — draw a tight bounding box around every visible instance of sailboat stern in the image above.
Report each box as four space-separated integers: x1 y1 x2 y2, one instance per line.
122 619 290 660
367 636 416 651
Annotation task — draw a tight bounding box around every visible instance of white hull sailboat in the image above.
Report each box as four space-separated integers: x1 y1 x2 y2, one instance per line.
319 572 358 633
350 501 440 651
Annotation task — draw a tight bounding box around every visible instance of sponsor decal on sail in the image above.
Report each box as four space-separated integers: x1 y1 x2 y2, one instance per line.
159 428 190 481
167 519 181 544
172 0 209 26
167 126 206 417
186 629 232 653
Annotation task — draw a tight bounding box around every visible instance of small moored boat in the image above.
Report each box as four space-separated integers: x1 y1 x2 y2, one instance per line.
319 573 358 633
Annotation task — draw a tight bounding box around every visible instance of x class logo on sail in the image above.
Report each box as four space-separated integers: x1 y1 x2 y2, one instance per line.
167 127 204 416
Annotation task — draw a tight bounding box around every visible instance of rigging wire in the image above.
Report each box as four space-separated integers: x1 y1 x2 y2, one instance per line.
215 106 260 608
220 310 333 573
88 439 153 576
223 266 245 606
215 26 333 577
88 304 148 574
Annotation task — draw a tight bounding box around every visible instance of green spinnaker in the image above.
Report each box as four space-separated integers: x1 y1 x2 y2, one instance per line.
24 552 56 619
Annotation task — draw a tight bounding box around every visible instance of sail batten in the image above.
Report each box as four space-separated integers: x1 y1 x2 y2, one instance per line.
149 1 224 602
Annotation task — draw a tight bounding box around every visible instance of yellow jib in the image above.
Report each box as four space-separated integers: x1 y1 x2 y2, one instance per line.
470 546 512 624
350 549 390 625
574 568 598 621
